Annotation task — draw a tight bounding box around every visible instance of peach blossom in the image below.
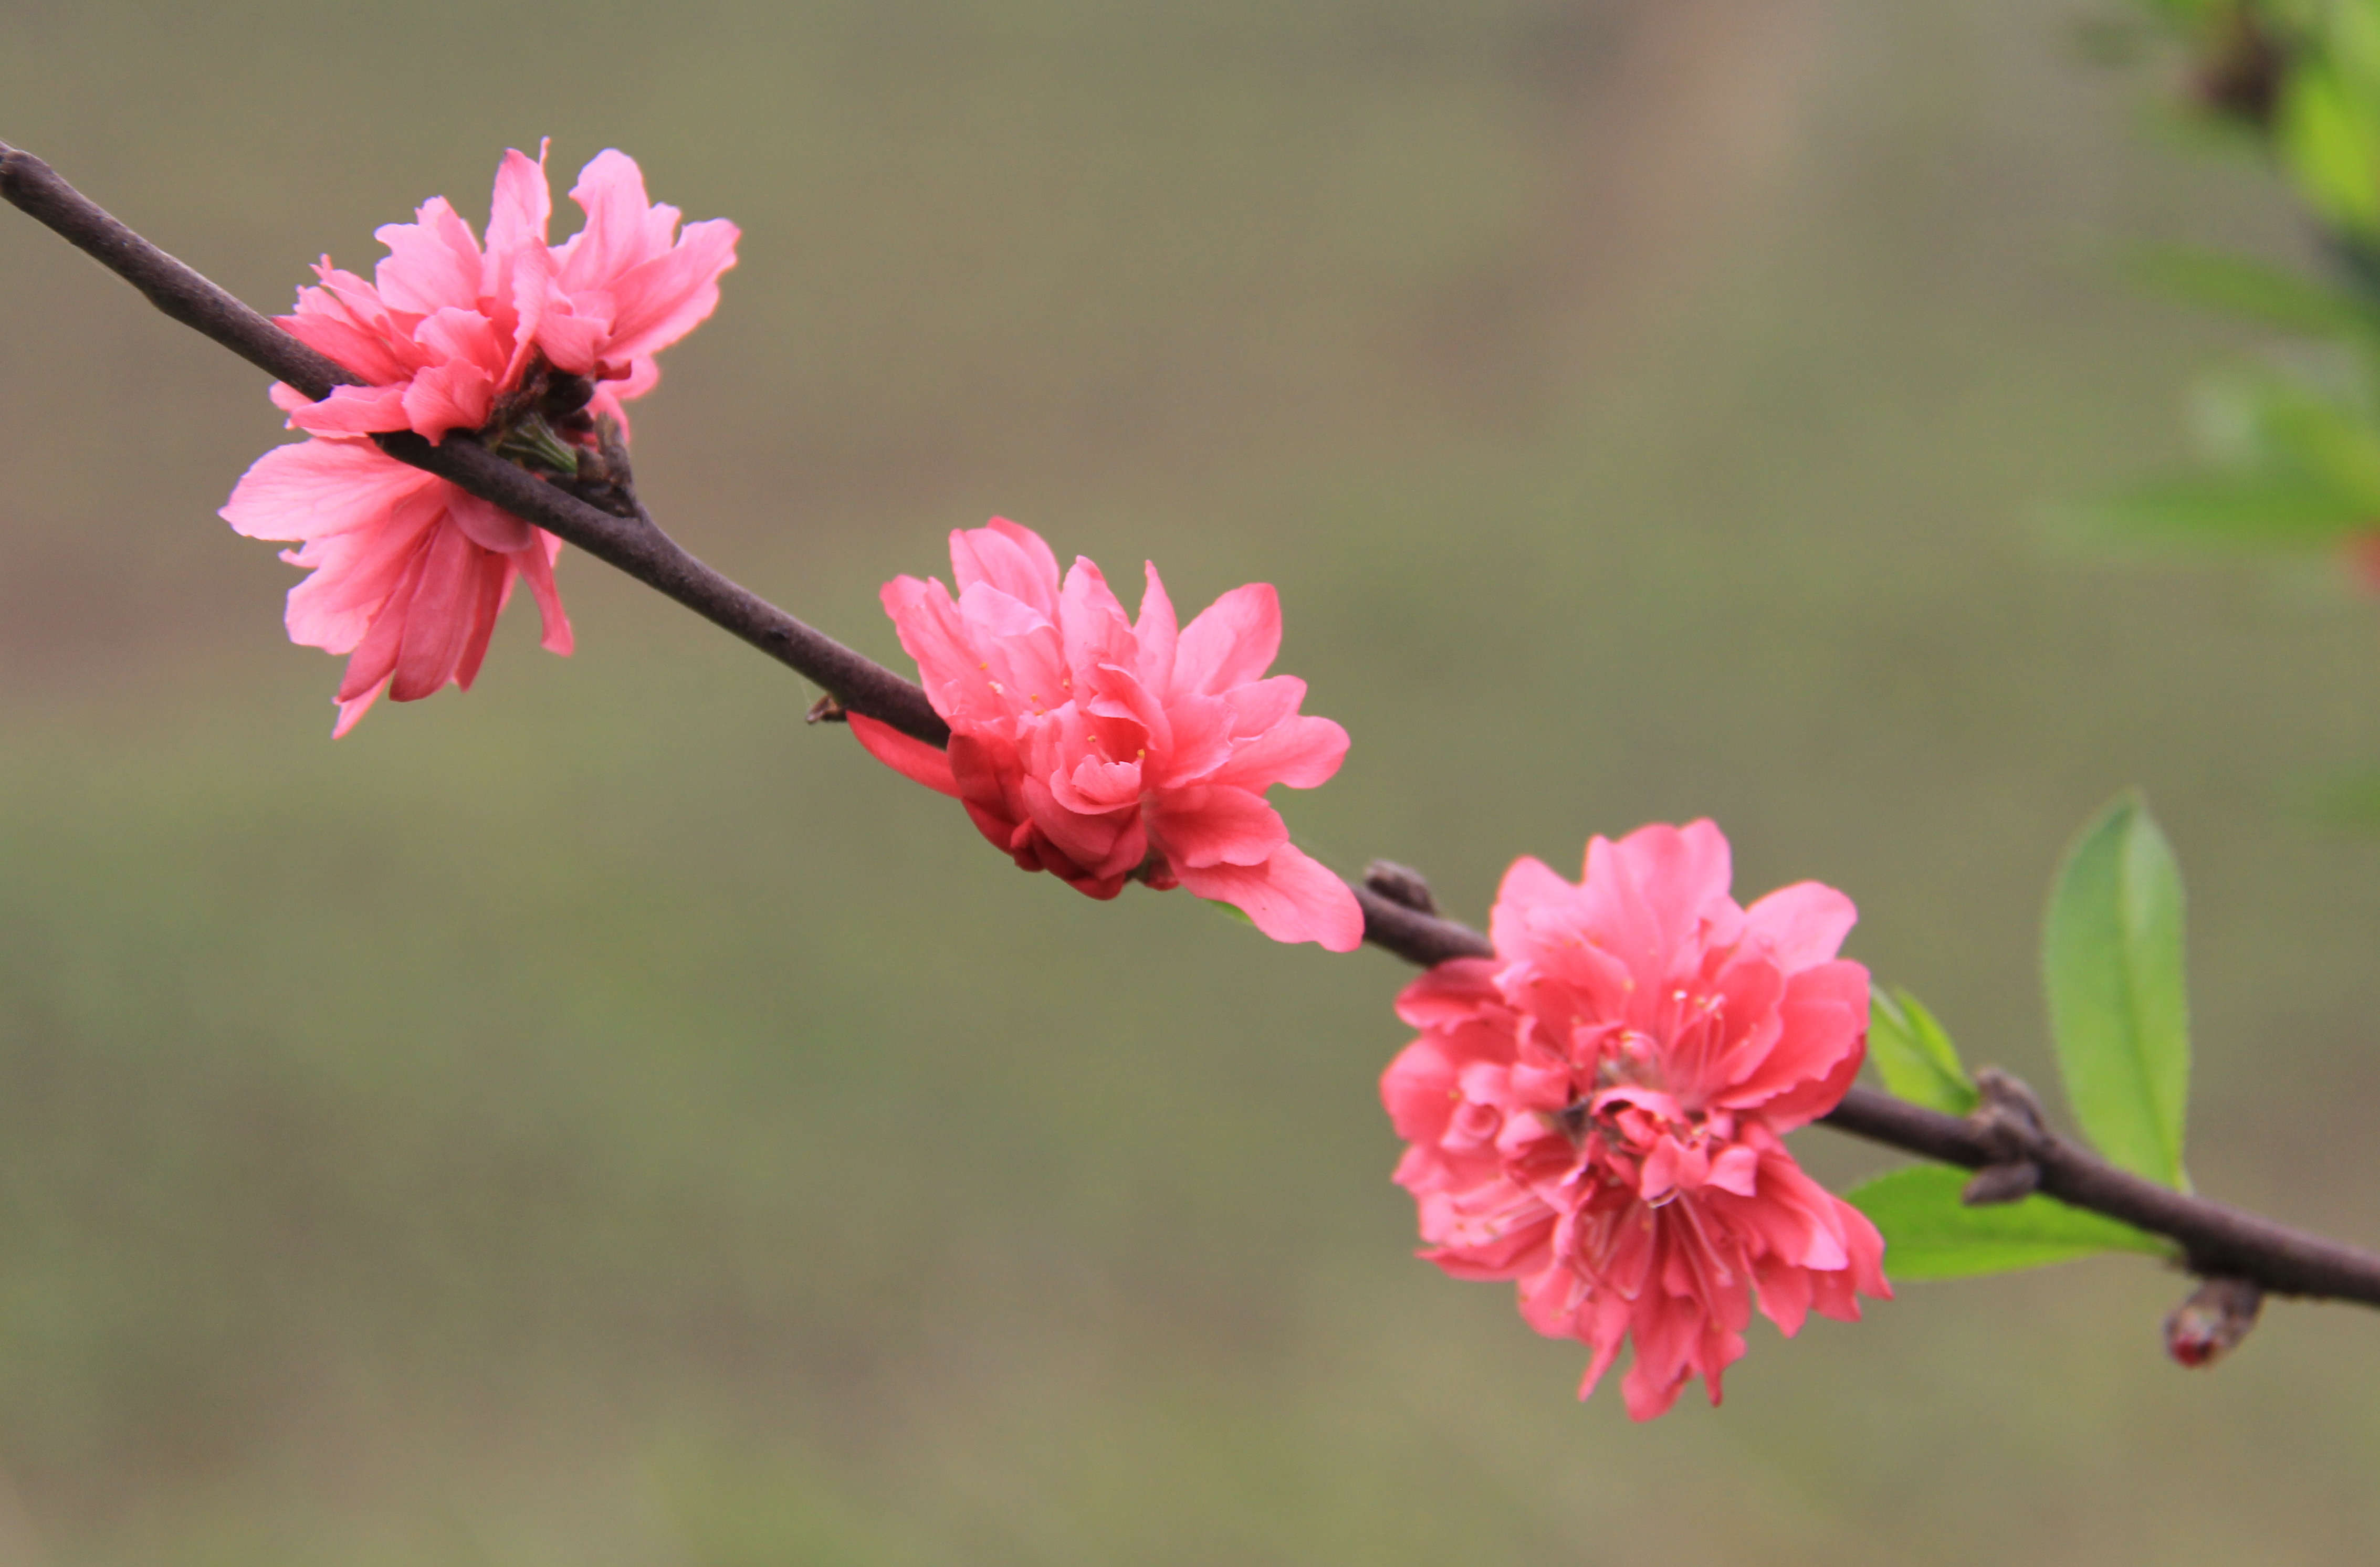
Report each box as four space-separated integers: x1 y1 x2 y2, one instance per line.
851 518 1363 950
223 145 737 732
1381 821 1889 1419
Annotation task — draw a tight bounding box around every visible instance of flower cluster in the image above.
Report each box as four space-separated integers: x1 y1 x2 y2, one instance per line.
852 518 1364 950
1381 820 1889 1419
221 145 738 734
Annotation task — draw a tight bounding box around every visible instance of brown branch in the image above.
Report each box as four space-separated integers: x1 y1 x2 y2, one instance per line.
10 136 2380 1314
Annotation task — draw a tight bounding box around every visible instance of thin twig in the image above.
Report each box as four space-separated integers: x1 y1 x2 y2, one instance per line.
9 136 2380 1312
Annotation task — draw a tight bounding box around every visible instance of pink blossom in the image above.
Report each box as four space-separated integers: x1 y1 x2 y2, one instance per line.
849 518 1364 951
222 145 739 733
222 439 570 735
1380 821 1889 1419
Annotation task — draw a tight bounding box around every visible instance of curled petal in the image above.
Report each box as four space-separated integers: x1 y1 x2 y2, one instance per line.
372 197 484 314
950 517 1063 617
1743 880 1859 969
484 143 553 264
1176 844 1362 951
1175 581 1281 695
286 383 412 437
1149 784 1288 869
511 529 574 655
446 487 536 554
848 713 961 797
599 217 741 363
1210 712 1348 792
1134 561 1178 695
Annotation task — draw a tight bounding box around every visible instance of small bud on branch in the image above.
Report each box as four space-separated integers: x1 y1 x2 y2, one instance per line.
2166 1276 2263 1367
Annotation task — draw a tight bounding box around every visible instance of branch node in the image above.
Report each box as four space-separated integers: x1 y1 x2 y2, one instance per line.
1957 1067 2049 1204
1962 1160 2042 1206
2165 1276 2263 1368
1969 1066 2049 1149
1363 860 1439 916
806 695 847 725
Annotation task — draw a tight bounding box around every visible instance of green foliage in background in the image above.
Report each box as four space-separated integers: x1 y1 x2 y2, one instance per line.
2094 1 2380 578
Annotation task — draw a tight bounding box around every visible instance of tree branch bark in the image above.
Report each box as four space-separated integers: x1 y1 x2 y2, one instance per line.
11 137 2380 1312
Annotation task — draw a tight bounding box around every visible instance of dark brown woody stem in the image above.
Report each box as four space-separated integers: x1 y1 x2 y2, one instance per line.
9 137 2379 1311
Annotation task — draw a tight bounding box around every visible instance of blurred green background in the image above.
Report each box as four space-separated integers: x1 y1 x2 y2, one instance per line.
5 1 2380 1561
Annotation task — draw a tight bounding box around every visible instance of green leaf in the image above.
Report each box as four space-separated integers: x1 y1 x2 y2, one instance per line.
2281 65 2380 238
2129 246 2380 339
1867 986 1978 1115
1848 1166 2171 1281
2074 474 2373 550
2042 793 2192 1189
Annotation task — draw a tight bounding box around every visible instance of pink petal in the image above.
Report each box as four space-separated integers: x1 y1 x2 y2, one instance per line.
1176 843 1362 951
286 383 412 436
281 307 409 385
596 217 740 363
1752 1253 1815 1338
880 576 981 714
536 306 612 375
1151 691 1236 787
372 197 485 314
1015 772 1133 877
1742 880 1859 971
1580 819 1735 974
1218 674 1304 735
948 522 1061 613
484 143 552 259
331 684 384 738
283 518 433 655
445 487 535 553
1726 959 1869 1128
1486 856 1580 958
559 150 672 290
955 581 1067 711
1060 558 1137 679
848 712 962 797
1148 784 1287 869
1134 560 1178 695
1049 752 1144 815
1380 1035 1464 1145
388 521 486 700
222 437 435 545
335 541 425 701
450 548 513 690
1209 712 1349 792
1708 1144 1760 1196
1175 582 1281 695
1391 958 1506 1032
399 355 497 440
512 529 574 654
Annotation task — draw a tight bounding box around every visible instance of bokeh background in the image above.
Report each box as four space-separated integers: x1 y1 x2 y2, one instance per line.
5 1 2380 1561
